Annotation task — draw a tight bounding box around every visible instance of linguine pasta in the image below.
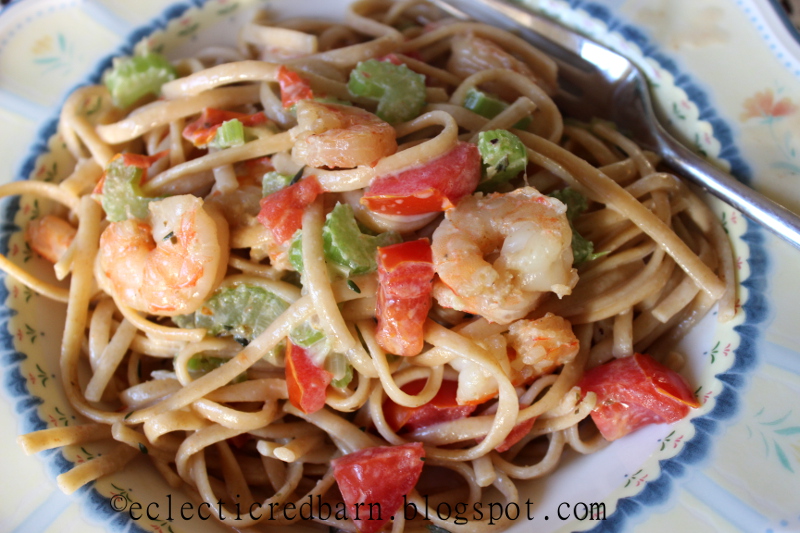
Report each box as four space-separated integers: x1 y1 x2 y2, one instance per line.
10 1 735 532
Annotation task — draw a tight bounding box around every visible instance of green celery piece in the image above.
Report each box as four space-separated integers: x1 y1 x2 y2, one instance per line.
323 203 401 276
104 52 177 108
548 188 606 265
289 204 401 275
173 283 289 346
463 88 532 130
347 59 425 124
186 354 246 384
326 352 353 388
209 119 245 149
476 130 528 192
288 233 304 272
97 156 153 222
290 321 326 348
262 171 293 197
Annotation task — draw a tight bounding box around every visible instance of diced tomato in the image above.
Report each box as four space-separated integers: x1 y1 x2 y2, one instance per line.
579 353 700 441
332 443 425 533
379 53 405 66
494 415 536 453
257 176 323 245
235 156 275 187
285 341 332 414
118 151 170 169
383 379 476 432
361 141 481 215
182 108 267 147
277 65 314 108
375 239 435 356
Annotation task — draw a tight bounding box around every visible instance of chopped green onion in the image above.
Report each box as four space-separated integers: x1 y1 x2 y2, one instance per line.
347 280 361 293
289 166 306 186
103 52 177 108
347 59 426 124
549 187 588 222
476 130 527 192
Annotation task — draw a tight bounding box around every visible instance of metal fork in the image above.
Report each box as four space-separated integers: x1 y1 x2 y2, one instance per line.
434 0 800 250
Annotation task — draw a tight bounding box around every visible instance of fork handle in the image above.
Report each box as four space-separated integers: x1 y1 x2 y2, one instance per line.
661 135 800 250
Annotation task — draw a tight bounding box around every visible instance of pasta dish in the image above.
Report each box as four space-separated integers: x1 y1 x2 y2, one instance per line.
9 1 735 531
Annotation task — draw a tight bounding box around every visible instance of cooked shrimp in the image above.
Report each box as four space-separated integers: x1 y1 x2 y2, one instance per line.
291 100 397 169
506 313 579 385
448 35 540 99
97 195 229 316
449 314 578 404
26 215 76 263
432 187 577 324
449 331 510 405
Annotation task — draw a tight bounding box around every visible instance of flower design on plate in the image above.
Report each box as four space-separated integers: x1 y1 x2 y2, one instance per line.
740 88 800 175
745 407 800 473
31 33 74 76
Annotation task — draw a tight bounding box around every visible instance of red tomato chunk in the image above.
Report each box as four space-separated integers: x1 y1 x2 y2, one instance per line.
182 108 267 147
579 353 700 441
361 141 481 216
285 341 332 414
277 65 314 108
332 442 425 533
375 239 435 356
383 379 476 432
257 176 323 245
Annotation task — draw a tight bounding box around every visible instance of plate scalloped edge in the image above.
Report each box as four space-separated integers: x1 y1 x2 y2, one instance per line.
513 0 771 531
0 0 771 532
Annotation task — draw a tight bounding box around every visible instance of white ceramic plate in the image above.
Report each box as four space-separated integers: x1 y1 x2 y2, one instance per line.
0 0 786 532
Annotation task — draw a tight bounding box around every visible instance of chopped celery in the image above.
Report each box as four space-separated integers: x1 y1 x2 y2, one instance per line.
104 52 177 108
287 233 304 272
289 203 401 276
209 119 245 150
186 354 246 383
326 352 353 388
476 130 527 192
96 156 153 222
463 88 531 130
174 283 290 346
262 171 294 197
323 203 401 275
548 188 607 265
347 59 425 124
289 321 326 348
